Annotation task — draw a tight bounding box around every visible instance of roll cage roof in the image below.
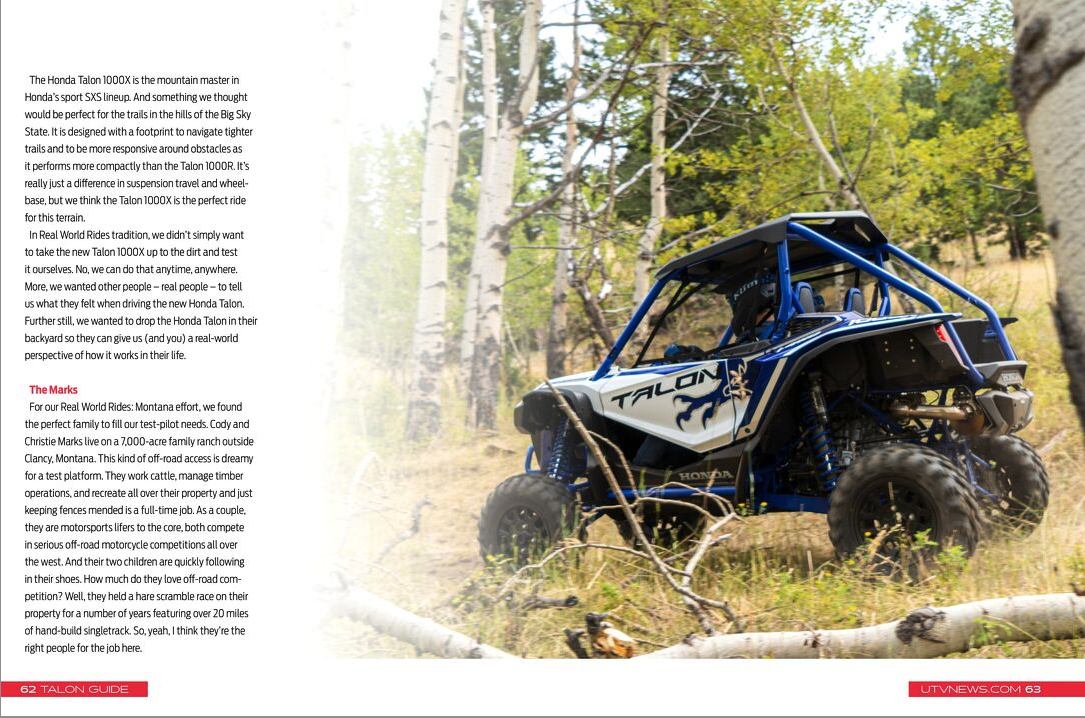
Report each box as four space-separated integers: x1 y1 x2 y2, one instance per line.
592 212 1016 386
655 211 887 283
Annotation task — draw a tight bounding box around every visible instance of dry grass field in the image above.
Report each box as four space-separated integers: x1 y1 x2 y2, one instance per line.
325 249 1084 658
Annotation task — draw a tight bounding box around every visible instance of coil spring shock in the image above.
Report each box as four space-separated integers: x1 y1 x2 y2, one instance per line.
799 371 841 489
546 417 573 480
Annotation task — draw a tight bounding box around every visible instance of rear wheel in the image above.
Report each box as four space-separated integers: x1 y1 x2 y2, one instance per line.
478 474 579 566
828 444 981 575
970 434 1049 536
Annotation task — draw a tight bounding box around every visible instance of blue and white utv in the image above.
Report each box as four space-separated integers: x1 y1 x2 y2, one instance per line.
478 212 1049 570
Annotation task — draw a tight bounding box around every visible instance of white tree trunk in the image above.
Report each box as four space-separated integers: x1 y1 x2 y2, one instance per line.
332 588 1084 659
1011 0 1085 427
645 593 1085 658
632 4 671 307
547 12 581 379
459 0 499 390
330 586 516 659
467 0 542 429
447 28 466 199
405 0 466 439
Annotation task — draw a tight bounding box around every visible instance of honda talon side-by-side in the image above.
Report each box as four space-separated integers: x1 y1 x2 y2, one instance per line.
478 212 1049 572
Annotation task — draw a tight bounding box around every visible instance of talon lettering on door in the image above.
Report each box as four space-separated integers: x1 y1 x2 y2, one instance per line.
609 364 725 410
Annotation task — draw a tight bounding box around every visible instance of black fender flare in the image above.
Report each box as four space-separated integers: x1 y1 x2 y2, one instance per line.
515 387 598 435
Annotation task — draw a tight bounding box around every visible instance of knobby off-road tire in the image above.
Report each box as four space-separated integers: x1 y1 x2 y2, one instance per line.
478 473 579 567
828 444 981 575
970 434 1050 536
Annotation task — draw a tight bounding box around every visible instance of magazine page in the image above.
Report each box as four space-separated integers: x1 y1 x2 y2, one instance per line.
2 0 1083 716
1 1 345 713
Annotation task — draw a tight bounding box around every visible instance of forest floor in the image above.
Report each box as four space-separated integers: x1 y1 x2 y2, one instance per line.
325 250 1084 658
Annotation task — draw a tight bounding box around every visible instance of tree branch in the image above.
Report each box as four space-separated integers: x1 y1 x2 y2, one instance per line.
498 25 655 236
587 84 725 221
525 23 653 131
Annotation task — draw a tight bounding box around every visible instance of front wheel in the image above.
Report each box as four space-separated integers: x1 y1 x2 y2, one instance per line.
828 444 981 575
970 434 1049 536
478 473 579 566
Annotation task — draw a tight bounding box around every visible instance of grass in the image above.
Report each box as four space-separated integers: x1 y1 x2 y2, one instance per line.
325 249 1085 658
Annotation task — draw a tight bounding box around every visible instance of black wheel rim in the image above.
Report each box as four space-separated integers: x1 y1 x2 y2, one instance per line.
853 477 940 561
973 456 1026 515
973 454 1040 526
495 505 550 559
974 454 1006 502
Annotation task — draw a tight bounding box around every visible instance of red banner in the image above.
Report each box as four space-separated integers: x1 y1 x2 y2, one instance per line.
909 681 1085 698
0 681 148 698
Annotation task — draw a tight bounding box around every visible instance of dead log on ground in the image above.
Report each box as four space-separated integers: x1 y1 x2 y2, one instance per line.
331 587 1083 659
643 593 1085 658
329 585 516 659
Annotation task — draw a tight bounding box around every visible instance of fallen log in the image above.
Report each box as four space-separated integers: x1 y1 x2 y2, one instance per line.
332 587 1083 659
643 593 1085 659
329 586 516 659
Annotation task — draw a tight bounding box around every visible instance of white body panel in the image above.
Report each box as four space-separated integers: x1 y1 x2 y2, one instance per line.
548 360 752 453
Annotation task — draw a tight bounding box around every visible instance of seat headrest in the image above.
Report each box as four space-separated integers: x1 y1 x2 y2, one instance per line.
843 287 865 315
793 282 816 314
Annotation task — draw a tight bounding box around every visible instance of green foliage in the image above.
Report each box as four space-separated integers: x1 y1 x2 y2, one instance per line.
897 2 1040 259
599 0 1044 269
